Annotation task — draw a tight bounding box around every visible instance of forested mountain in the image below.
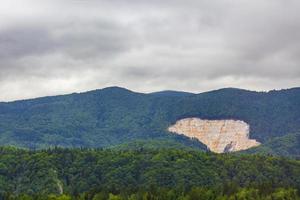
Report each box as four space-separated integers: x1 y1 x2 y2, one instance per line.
0 147 300 199
0 86 300 156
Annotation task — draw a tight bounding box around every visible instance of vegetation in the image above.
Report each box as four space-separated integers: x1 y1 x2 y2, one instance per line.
0 87 300 157
4 187 300 200
246 132 300 159
108 139 205 151
0 147 299 199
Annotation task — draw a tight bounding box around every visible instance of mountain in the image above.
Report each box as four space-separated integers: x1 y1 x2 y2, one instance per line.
0 86 300 156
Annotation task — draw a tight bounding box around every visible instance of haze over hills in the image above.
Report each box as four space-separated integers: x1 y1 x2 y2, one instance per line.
0 86 300 157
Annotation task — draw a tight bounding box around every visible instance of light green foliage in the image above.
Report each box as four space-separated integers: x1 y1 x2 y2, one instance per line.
108 193 122 200
47 194 71 200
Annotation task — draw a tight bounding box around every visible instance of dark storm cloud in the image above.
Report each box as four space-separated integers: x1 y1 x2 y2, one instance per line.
0 0 300 101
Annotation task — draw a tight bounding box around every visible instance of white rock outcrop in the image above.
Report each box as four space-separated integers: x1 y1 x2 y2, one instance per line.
168 118 260 153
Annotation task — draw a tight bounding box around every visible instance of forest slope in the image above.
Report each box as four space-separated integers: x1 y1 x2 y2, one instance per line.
0 87 299 156
0 147 299 197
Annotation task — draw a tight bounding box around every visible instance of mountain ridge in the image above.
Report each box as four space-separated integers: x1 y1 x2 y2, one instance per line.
3 86 300 103
0 86 299 157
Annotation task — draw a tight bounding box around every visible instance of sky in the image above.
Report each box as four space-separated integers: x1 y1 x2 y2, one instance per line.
0 0 300 101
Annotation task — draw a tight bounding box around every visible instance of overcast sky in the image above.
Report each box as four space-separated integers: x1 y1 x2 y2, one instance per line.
1 0 300 101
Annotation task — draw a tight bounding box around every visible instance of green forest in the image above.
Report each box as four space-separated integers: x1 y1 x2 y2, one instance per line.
0 87 300 158
1 0 300 199
245 132 300 159
1 87 300 199
0 147 299 200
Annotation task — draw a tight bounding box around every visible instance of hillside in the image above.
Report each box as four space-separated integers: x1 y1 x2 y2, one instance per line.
0 86 300 156
0 147 300 199
246 132 300 158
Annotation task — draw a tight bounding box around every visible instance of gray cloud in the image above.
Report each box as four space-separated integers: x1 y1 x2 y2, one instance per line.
0 26 55 59
0 0 300 101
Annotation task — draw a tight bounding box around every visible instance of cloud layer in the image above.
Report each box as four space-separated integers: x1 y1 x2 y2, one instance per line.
1 0 300 101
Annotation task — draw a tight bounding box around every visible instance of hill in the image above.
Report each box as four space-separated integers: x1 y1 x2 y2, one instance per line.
0 86 300 156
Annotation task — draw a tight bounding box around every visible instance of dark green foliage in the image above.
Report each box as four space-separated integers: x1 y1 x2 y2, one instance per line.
245 132 300 158
0 147 300 199
149 90 195 97
109 139 205 151
0 87 300 157
4 188 300 200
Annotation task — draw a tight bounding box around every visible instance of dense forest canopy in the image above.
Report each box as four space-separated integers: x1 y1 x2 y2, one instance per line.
0 87 300 157
0 147 299 199
245 132 300 159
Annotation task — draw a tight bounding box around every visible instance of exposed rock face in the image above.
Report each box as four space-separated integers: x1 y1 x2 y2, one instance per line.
168 118 260 153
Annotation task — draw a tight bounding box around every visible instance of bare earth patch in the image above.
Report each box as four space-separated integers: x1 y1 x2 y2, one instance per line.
168 118 260 153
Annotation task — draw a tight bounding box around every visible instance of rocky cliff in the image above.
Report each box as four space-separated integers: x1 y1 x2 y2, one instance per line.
168 118 260 153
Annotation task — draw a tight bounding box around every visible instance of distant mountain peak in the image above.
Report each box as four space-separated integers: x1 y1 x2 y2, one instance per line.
87 86 139 96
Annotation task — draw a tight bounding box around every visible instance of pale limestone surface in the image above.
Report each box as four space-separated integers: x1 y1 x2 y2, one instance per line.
168 118 260 153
